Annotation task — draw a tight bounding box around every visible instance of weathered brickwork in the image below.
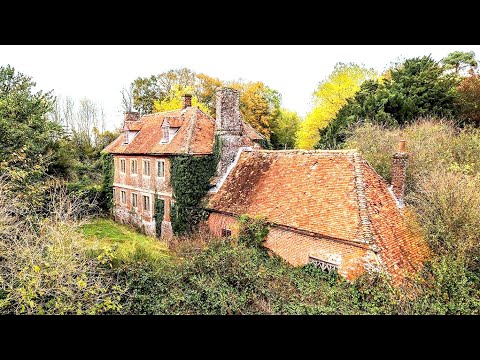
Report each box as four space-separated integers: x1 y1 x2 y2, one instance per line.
206 213 379 280
113 154 173 238
391 153 409 206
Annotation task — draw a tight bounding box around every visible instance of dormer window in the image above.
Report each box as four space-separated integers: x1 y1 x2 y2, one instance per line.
123 129 128 144
161 124 170 143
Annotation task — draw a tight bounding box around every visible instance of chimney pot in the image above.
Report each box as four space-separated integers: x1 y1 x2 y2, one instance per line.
182 94 192 109
398 139 406 152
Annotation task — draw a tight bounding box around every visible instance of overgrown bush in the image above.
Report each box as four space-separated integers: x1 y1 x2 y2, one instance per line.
0 181 122 314
345 120 480 195
237 215 269 248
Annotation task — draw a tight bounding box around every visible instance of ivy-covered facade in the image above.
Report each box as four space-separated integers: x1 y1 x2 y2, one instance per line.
103 89 264 238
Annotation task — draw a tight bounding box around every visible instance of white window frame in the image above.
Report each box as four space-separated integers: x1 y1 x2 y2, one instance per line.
156 160 165 178
121 190 127 204
120 158 126 174
143 195 151 214
308 256 338 272
132 193 138 208
131 159 138 175
142 159 151 176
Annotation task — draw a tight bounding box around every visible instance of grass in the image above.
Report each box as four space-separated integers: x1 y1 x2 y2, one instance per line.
80 218 170 264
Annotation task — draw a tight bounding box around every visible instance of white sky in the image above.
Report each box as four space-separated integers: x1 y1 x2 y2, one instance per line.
1 45 478 130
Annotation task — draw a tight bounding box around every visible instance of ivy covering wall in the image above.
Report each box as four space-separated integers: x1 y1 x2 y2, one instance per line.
170 136 221 235
101 151 114 214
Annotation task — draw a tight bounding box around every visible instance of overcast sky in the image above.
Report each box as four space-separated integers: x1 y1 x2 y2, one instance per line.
1 45 478 130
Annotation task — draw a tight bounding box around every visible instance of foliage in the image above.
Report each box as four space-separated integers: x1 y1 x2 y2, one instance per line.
237 215 269 248
297 63 376 149
0 184 123 315
345 120 480 194
153 84 209 113
154 196 165 238
457 70 480 125
442 51 478 74
411 169 480 271
270 108 301 149
229 81 282 140
132 68 196 114
170 154 218 235
101 151 114 213
0 65 61 212
317 56 460 149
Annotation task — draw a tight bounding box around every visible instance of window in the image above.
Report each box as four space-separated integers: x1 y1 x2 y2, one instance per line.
112 188 116 203
131 159 138 174
221 229 232 237
120 159 126 174
157 160 165 177
161 125 169 143
132 193 138 208
143 159 150 176
121 190 126 204
143 195 150 213
308 256 338 272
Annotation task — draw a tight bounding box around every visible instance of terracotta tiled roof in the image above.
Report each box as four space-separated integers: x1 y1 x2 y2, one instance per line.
207 149 428 281
104 108 215 155
105 107 264 155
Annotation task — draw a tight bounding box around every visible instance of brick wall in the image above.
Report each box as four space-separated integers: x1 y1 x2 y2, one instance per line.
207 212 378 280
113 154 173 238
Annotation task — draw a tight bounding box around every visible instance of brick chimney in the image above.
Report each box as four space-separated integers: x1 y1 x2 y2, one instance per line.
124 111 140 127
215 87 244 179
391 140 408 207
182 94 192 109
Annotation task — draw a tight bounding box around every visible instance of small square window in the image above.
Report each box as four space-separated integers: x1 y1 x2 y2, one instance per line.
157 160 165 177
121 190 126 204
120 159 126 174
221 229 232 237
131 159 138 174
143 195 150 213
143 159 150 176
132 193 138 208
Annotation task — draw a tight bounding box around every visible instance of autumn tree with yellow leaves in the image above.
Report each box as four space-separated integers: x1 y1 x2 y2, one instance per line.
296 63 376 149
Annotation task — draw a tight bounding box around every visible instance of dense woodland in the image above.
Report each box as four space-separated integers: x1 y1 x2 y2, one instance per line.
0 50 479 314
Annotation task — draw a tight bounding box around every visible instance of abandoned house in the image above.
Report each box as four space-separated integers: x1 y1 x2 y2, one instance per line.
104 88 264 238
105 87 427 283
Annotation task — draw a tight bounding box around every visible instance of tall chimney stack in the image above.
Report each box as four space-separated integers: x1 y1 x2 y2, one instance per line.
391 139 409 207
214 88 244 179
182 94 192 109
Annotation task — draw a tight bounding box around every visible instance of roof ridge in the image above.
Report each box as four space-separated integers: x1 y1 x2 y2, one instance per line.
246 149 359 155
141 109 179 118
352 153 374 245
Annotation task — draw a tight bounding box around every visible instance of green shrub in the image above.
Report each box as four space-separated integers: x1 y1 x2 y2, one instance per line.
237 215 269 248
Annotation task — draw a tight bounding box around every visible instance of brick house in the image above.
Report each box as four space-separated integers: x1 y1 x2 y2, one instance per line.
206 145 428 284
104 89 264 237
105 87 427 283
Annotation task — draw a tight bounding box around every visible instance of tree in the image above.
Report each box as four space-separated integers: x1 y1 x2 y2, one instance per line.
458 70 480 125
442 51 478 75
317 56 460 149
270 109 301 149
230 81 281 139
153 84 209 114
0 65 61 210
297 63 376 149
121 85 134 113
195 73 224 116
132 68 196 114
